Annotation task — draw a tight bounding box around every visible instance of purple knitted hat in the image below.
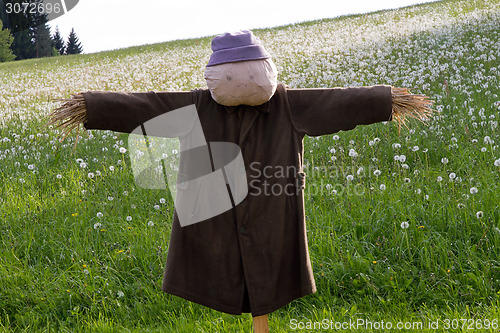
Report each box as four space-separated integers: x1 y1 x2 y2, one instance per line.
207 30 271 67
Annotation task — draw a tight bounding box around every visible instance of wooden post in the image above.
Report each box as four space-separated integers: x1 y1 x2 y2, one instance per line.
253 314 269 333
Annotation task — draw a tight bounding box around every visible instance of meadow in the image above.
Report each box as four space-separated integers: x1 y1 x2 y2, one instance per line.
1 0 500 331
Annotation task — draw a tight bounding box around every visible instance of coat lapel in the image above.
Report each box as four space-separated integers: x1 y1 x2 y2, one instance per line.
238 108 259 147
224 100 272 147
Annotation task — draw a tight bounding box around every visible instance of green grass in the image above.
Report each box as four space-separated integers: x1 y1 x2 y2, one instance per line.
1 0 500 331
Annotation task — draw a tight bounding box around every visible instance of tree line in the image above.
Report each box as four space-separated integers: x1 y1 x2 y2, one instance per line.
0 0 83 62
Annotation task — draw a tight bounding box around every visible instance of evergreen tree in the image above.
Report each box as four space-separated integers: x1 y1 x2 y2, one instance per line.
3 0 54 59
30 2 52 58
0 18 15 62
52 26 65 55
5 0 35 59
0 0 9 28
65 28 83 55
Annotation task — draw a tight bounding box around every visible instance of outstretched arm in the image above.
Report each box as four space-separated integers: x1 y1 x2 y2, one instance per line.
49 90 194 137
83 91 194 133
287 85 434 136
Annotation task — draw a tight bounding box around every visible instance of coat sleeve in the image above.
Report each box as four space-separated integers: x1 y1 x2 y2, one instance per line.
82 91 194 134
287 85 393 136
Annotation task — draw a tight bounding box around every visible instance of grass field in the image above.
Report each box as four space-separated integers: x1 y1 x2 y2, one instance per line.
1 0 500 331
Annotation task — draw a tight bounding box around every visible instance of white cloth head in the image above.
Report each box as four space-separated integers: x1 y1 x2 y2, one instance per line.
204 59 278 106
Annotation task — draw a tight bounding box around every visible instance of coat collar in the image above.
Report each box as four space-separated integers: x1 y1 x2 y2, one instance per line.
223 101 271 114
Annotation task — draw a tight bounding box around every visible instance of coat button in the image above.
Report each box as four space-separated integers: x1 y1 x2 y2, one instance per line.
239 226 247 234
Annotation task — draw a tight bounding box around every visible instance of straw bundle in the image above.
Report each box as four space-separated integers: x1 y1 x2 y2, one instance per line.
46 94 87 142
47 87 436 138
391 87 436 132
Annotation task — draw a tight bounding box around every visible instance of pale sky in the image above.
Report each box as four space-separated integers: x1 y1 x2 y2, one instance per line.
48 0 440 54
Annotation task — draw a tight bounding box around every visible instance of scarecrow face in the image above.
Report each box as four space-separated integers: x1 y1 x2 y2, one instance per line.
204 58 278 106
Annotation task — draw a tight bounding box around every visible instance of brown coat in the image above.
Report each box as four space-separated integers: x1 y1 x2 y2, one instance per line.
82 83 392 316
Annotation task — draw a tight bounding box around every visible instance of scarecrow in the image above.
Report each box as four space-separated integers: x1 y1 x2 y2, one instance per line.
49 30 434 332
